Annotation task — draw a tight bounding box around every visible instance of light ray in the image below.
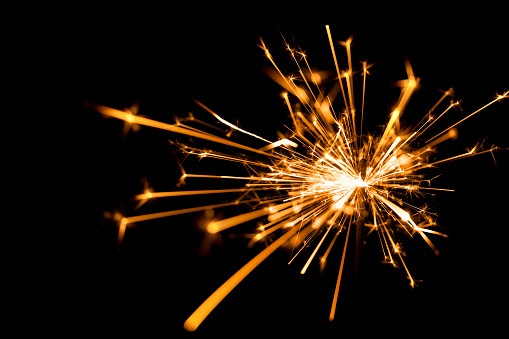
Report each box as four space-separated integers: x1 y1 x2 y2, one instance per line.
94 105 279 158
426 91 507 143
183 225 301 332
325 25 349 111
329 219 352 321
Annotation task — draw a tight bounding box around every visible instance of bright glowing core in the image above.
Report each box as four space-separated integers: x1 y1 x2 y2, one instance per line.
354 178 367 187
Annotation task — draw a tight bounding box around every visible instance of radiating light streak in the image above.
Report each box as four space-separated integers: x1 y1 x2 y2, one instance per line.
320 223 344 273
325 25 348 111
94 104 279 158
123 198 268 225
329 220 352 321
413 101 458 140
283 92 300 134
360 61 369 137
414 148 496 171
193 99 273 144
183 224 300 332
184 174 307 182
344 71 357 139
426 91 508 143
135 188 267 200
301 224 333 274
259 138 298 151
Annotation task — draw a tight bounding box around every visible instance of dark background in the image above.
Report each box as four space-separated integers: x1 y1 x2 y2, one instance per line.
69 8 508 338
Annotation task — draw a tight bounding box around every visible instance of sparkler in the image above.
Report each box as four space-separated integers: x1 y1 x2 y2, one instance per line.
93 25 507 332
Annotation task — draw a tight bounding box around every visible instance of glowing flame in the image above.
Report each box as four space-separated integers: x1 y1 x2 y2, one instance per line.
94 26 507 332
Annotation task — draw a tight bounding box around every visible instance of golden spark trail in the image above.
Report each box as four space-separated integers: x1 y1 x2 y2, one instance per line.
414 187 454 192
412 97 457 140
260 38 309 106
123 198 267 225
429 89 453 115
416 148 496 170
207 198 307 234
344 71 357 139
135 188 267 200
183 224 300 332
193 100 273 144
94 105 279 158
378 222 394 265
248 217 293 246
301 224 333 274
283 92 300 134
329 219 352 321
410 89 454 139
325 25 349 111
207 208 271 234
184 174 308 183
344 36 356 114
320 223 344 272
426 92 507 143
360 61 368 137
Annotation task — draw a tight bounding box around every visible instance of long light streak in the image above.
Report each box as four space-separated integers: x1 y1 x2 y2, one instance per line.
329 220 352 321
183 224 301 332
325 25 349 111
426 91 508 143
94 105 280 158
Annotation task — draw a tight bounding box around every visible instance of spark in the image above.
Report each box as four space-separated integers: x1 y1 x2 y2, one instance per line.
426 91 508 143
94 26 507 332
329 219 352 321
325 25 349 111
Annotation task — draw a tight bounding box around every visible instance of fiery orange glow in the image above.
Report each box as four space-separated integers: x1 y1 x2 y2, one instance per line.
94 25 507 332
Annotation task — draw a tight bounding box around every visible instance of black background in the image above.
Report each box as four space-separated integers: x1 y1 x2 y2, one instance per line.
69 7 508 338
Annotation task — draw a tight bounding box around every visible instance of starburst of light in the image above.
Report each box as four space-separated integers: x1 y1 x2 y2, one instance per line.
93 25 507 332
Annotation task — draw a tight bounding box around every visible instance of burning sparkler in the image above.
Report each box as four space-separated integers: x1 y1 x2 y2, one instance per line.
92 25 507 332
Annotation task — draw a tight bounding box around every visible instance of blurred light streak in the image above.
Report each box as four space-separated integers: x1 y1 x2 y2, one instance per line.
183 223 300 332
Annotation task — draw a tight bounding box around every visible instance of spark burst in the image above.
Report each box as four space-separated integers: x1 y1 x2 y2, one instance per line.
93 25 507 332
